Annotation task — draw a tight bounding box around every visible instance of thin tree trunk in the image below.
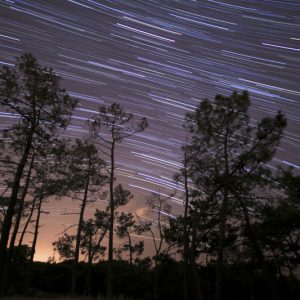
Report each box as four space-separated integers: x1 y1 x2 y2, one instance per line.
151 197 164 300
26 192 43 295
107 141 115 300
215 129 229 300
183 153 190 300
190 222 205 300
17 196 37 249
84 235 93 296
2 155 36 294
71 167 90 296
128 232 133 266
215 192 228 300
0 126 34 294
29 194 43 264
8 154 35 260
154 259 159 300
239 197 265 264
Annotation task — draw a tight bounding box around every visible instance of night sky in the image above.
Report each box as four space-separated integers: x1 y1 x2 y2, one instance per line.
0 0 299 261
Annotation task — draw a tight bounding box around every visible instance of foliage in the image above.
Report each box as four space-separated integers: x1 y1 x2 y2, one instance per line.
168 91 288 300
88 102 148 299
0 53 77 295
0 55 298 300
116 212 148 264
53 209 110 263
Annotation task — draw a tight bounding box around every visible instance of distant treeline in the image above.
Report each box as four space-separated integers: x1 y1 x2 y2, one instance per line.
7 252 300 300
0 54 299 300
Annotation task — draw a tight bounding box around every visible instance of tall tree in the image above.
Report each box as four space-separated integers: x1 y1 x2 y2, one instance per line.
184 91 286 300
8 153 35 261
171 152 206 300
15 139 69 257
27 146 70 265
0 53 76 292
88 102 147 299
67 139 107 296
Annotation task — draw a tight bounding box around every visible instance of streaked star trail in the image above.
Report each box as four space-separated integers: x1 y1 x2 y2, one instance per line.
0 0 299 260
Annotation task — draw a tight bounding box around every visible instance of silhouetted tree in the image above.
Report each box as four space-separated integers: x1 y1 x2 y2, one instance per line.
88 102 147 300
183 91 286 300
252 169 300 277
0 53 77 293
28 161 59 265
63 139 107 296
8 154 35 262
170 151 206 300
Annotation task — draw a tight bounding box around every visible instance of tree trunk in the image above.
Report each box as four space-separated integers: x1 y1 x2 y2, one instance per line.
128 233 133 266
25 192 43 294
107 141 115 300
154 259 159 300
2 155 35 294
215 193 228 300
190 223 205 300
183 154 190 300
0 126 34 294
84 235 93 296
17 196 37 250
239 197 265 264
215 129 229 300
71 164 91 296
8 154 35 260
29 194 43 264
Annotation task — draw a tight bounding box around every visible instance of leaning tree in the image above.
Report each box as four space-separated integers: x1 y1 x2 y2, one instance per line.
66 139 107 295
0 53 77 292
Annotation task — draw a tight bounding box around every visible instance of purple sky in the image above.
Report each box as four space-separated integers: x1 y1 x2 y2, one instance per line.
0 0 299 261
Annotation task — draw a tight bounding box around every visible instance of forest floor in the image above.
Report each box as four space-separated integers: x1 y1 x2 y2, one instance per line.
1 298 109 300
1 296 131 300
1 298 94 300
2 298 106 300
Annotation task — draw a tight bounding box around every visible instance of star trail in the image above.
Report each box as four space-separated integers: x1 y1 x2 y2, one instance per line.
0 0 299 260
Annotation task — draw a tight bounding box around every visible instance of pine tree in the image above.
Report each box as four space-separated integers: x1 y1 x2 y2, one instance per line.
88 102 147 299
184 91 286 300
0 53 77 293
66 139 107 295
